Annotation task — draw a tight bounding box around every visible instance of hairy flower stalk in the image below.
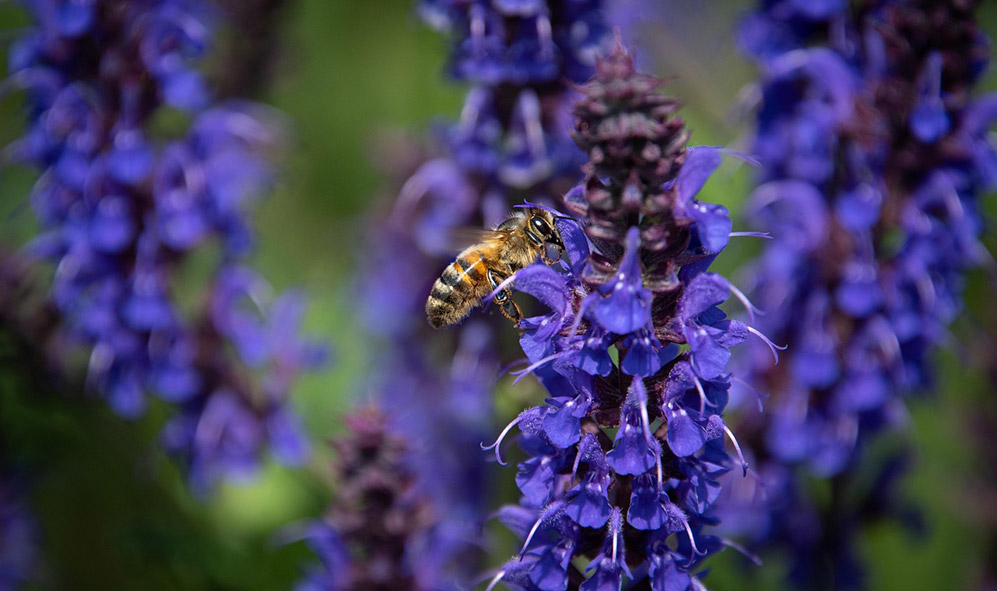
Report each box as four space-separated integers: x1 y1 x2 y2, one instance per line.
4 0 326 490
486 42 762 591
726 0 997 586
342 1 612 587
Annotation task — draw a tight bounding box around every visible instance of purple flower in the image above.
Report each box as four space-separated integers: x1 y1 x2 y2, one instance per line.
518 265 575 362
628 472 667 530
647 532 692 591
343 3 614 590
295 408 448 591
563 435 612 528
593 228 652 335
6 0 325 490
678 273 750 380
489 42 759 591
606 378 659 476
542 385 593 448
732 0 997 586
581 508 631 591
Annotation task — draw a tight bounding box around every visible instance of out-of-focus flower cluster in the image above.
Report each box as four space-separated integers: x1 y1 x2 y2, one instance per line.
486 42 765 591
365 0 612 337
326 1 613 588
725 0 997 586
297 408 441 591
5 0 325 490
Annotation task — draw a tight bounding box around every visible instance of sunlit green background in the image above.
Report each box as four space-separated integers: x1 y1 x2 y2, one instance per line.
0 1 995 589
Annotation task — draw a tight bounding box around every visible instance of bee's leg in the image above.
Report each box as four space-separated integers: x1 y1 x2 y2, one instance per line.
498 293 522 324
488 269 522 325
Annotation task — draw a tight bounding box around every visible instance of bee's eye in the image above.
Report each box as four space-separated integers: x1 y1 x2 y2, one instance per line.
530 216 552 237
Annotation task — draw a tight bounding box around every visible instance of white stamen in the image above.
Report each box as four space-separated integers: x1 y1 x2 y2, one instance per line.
0 70 31 101
459 87 486 129
518 90 546 158
680 511 701 557
728 281 763 324
721 537 762 566
870 316 902 362
730 375 767 413
391 159 441 221
484 569 507 591
723 424 748 477
941 180 965 221
520 512 546 556
510 350 567 384
692 375 709 417
480 413 524 465
729 231 772 239
611 524 619 565
638 389 654 446
915 269 937 311
571 443 584 480
470 4 485 40
747 326 786 364
536 15 553 54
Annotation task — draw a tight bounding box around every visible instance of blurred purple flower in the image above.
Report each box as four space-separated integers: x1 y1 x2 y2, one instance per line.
295 408 449 591
337 1 614 589
728 0 996 587
6 0 326 491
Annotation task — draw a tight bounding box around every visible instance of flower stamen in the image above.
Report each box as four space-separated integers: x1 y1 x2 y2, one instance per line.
480 412 526 465
747 326 786 364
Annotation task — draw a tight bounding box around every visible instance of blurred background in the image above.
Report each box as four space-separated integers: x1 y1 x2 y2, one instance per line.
0 1 995 589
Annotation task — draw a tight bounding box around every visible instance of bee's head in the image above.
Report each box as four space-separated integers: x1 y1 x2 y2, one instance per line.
524 209 563 248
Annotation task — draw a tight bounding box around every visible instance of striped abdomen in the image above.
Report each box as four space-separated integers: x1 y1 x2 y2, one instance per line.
426 248 494 328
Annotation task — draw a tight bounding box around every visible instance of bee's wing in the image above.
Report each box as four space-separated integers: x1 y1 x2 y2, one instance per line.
444 227 511 253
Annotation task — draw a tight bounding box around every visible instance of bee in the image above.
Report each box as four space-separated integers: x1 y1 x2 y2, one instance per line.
426 207 564 329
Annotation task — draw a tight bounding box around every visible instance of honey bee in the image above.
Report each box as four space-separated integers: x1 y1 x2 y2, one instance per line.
426 207 564 328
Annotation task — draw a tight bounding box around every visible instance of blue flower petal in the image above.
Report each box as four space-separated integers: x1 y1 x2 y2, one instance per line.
593 228 651 334
606 378 659 475
664 404 705 457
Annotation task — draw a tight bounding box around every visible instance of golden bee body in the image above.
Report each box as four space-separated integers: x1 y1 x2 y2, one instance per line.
426 207 563 329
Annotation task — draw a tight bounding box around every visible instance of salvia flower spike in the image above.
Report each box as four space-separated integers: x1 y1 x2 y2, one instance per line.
488 40 768 591
727 0 997 587
6 0 327 491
